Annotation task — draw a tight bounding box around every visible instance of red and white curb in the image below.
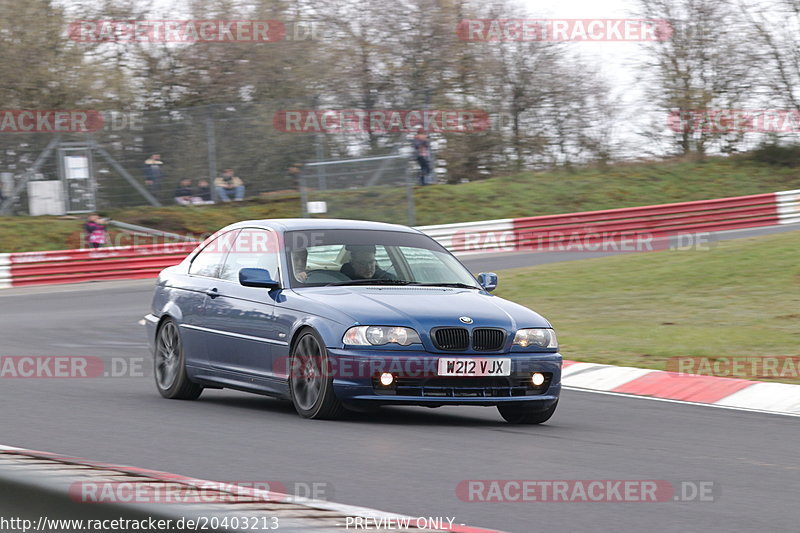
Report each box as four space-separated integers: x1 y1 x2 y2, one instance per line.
562 360 800 416
0 445 500 533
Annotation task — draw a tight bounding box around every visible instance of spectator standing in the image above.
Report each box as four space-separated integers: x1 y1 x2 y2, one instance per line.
215 169 245 202
143 153 164 197
84 213 108 249
411 129 432 185
288 164 303 191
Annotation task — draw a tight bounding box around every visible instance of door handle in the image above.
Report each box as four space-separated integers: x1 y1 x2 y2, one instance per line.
205 288 220 298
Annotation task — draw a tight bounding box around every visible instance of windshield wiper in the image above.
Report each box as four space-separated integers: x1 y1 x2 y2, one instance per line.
406 282 481 289
326 279 413 286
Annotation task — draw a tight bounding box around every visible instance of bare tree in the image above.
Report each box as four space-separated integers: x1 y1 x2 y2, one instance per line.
634 0 757 155
743 0 800 112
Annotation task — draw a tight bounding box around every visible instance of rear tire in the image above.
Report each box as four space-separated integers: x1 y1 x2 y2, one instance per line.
288 329 346 420
497 401 557 424
154 319 203 400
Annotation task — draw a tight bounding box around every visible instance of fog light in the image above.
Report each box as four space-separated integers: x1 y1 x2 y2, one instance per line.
531 372 545 386
379 373 394 386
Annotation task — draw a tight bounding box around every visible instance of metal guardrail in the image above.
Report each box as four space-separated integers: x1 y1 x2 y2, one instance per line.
1 189 798 288
6 242 197 287
419 190 798 255
107 219 201 242
776 189 800 225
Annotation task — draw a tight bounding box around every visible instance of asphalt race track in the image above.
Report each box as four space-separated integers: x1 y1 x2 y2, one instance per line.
1 228 798 533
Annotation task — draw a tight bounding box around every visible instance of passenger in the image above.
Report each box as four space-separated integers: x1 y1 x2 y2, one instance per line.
340 245 395 280
292 248 309 282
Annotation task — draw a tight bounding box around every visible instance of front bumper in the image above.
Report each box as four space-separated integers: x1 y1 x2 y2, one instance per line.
144 313 159 355
327 348 562 406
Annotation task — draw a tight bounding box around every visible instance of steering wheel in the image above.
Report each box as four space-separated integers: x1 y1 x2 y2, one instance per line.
304 269 351 283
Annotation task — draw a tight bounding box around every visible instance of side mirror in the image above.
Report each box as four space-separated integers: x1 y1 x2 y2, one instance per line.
477 272 498 292
239 268 280 289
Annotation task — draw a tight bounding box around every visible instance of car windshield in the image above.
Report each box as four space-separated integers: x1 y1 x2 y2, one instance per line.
285 229 480 289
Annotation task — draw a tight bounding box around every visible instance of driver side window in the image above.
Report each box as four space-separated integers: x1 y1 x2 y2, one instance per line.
188 230 238 278
219 228 280 282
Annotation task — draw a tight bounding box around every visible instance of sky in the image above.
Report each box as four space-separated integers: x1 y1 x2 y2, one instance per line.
524 0 652 155
528 0 642 87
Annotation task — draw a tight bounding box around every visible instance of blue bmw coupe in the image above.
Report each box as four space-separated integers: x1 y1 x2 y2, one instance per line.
145 219 562 423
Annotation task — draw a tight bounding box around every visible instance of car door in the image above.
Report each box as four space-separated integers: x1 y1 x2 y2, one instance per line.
179 229 239 369
202 228 282 383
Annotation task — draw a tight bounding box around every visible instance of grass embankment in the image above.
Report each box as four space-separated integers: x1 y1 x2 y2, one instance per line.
496 230 800 384
1 155 798 252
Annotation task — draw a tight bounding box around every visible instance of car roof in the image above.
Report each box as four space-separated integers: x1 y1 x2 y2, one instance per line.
224 218 421 234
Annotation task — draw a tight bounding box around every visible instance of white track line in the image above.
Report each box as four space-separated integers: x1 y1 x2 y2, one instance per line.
564 386 800 417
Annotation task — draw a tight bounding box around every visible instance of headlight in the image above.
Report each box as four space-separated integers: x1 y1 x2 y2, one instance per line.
343 326 421 346
513 328 557 348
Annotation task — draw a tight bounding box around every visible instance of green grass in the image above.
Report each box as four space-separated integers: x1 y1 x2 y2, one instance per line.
1 155 799 252
495 230 800 383
0 217 86 252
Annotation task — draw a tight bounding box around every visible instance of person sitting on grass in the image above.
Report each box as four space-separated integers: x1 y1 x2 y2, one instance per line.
196 179 212 202
214 169 245 202
174 178 196 205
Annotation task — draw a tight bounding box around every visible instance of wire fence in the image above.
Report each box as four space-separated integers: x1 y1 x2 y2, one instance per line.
0 101 434 221
301 154 417 225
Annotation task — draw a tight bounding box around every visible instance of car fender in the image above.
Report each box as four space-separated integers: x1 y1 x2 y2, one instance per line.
158 300 184 324
289 315 346 351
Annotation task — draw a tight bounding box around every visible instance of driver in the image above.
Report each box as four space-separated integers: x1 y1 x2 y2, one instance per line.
340 245 396 280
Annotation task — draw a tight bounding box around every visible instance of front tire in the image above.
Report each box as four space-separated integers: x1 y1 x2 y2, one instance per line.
288 329 346 419
154 319 203 400
497 401 557 424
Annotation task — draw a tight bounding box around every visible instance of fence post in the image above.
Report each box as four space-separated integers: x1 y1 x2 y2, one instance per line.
405 159 416 226
206 106 218 203
92 143 161 207
300 172 309 217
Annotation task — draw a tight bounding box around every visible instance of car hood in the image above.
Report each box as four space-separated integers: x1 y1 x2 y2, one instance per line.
293 286 550 331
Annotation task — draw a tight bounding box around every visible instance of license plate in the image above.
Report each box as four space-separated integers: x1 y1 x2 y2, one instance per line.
437 358 511 376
